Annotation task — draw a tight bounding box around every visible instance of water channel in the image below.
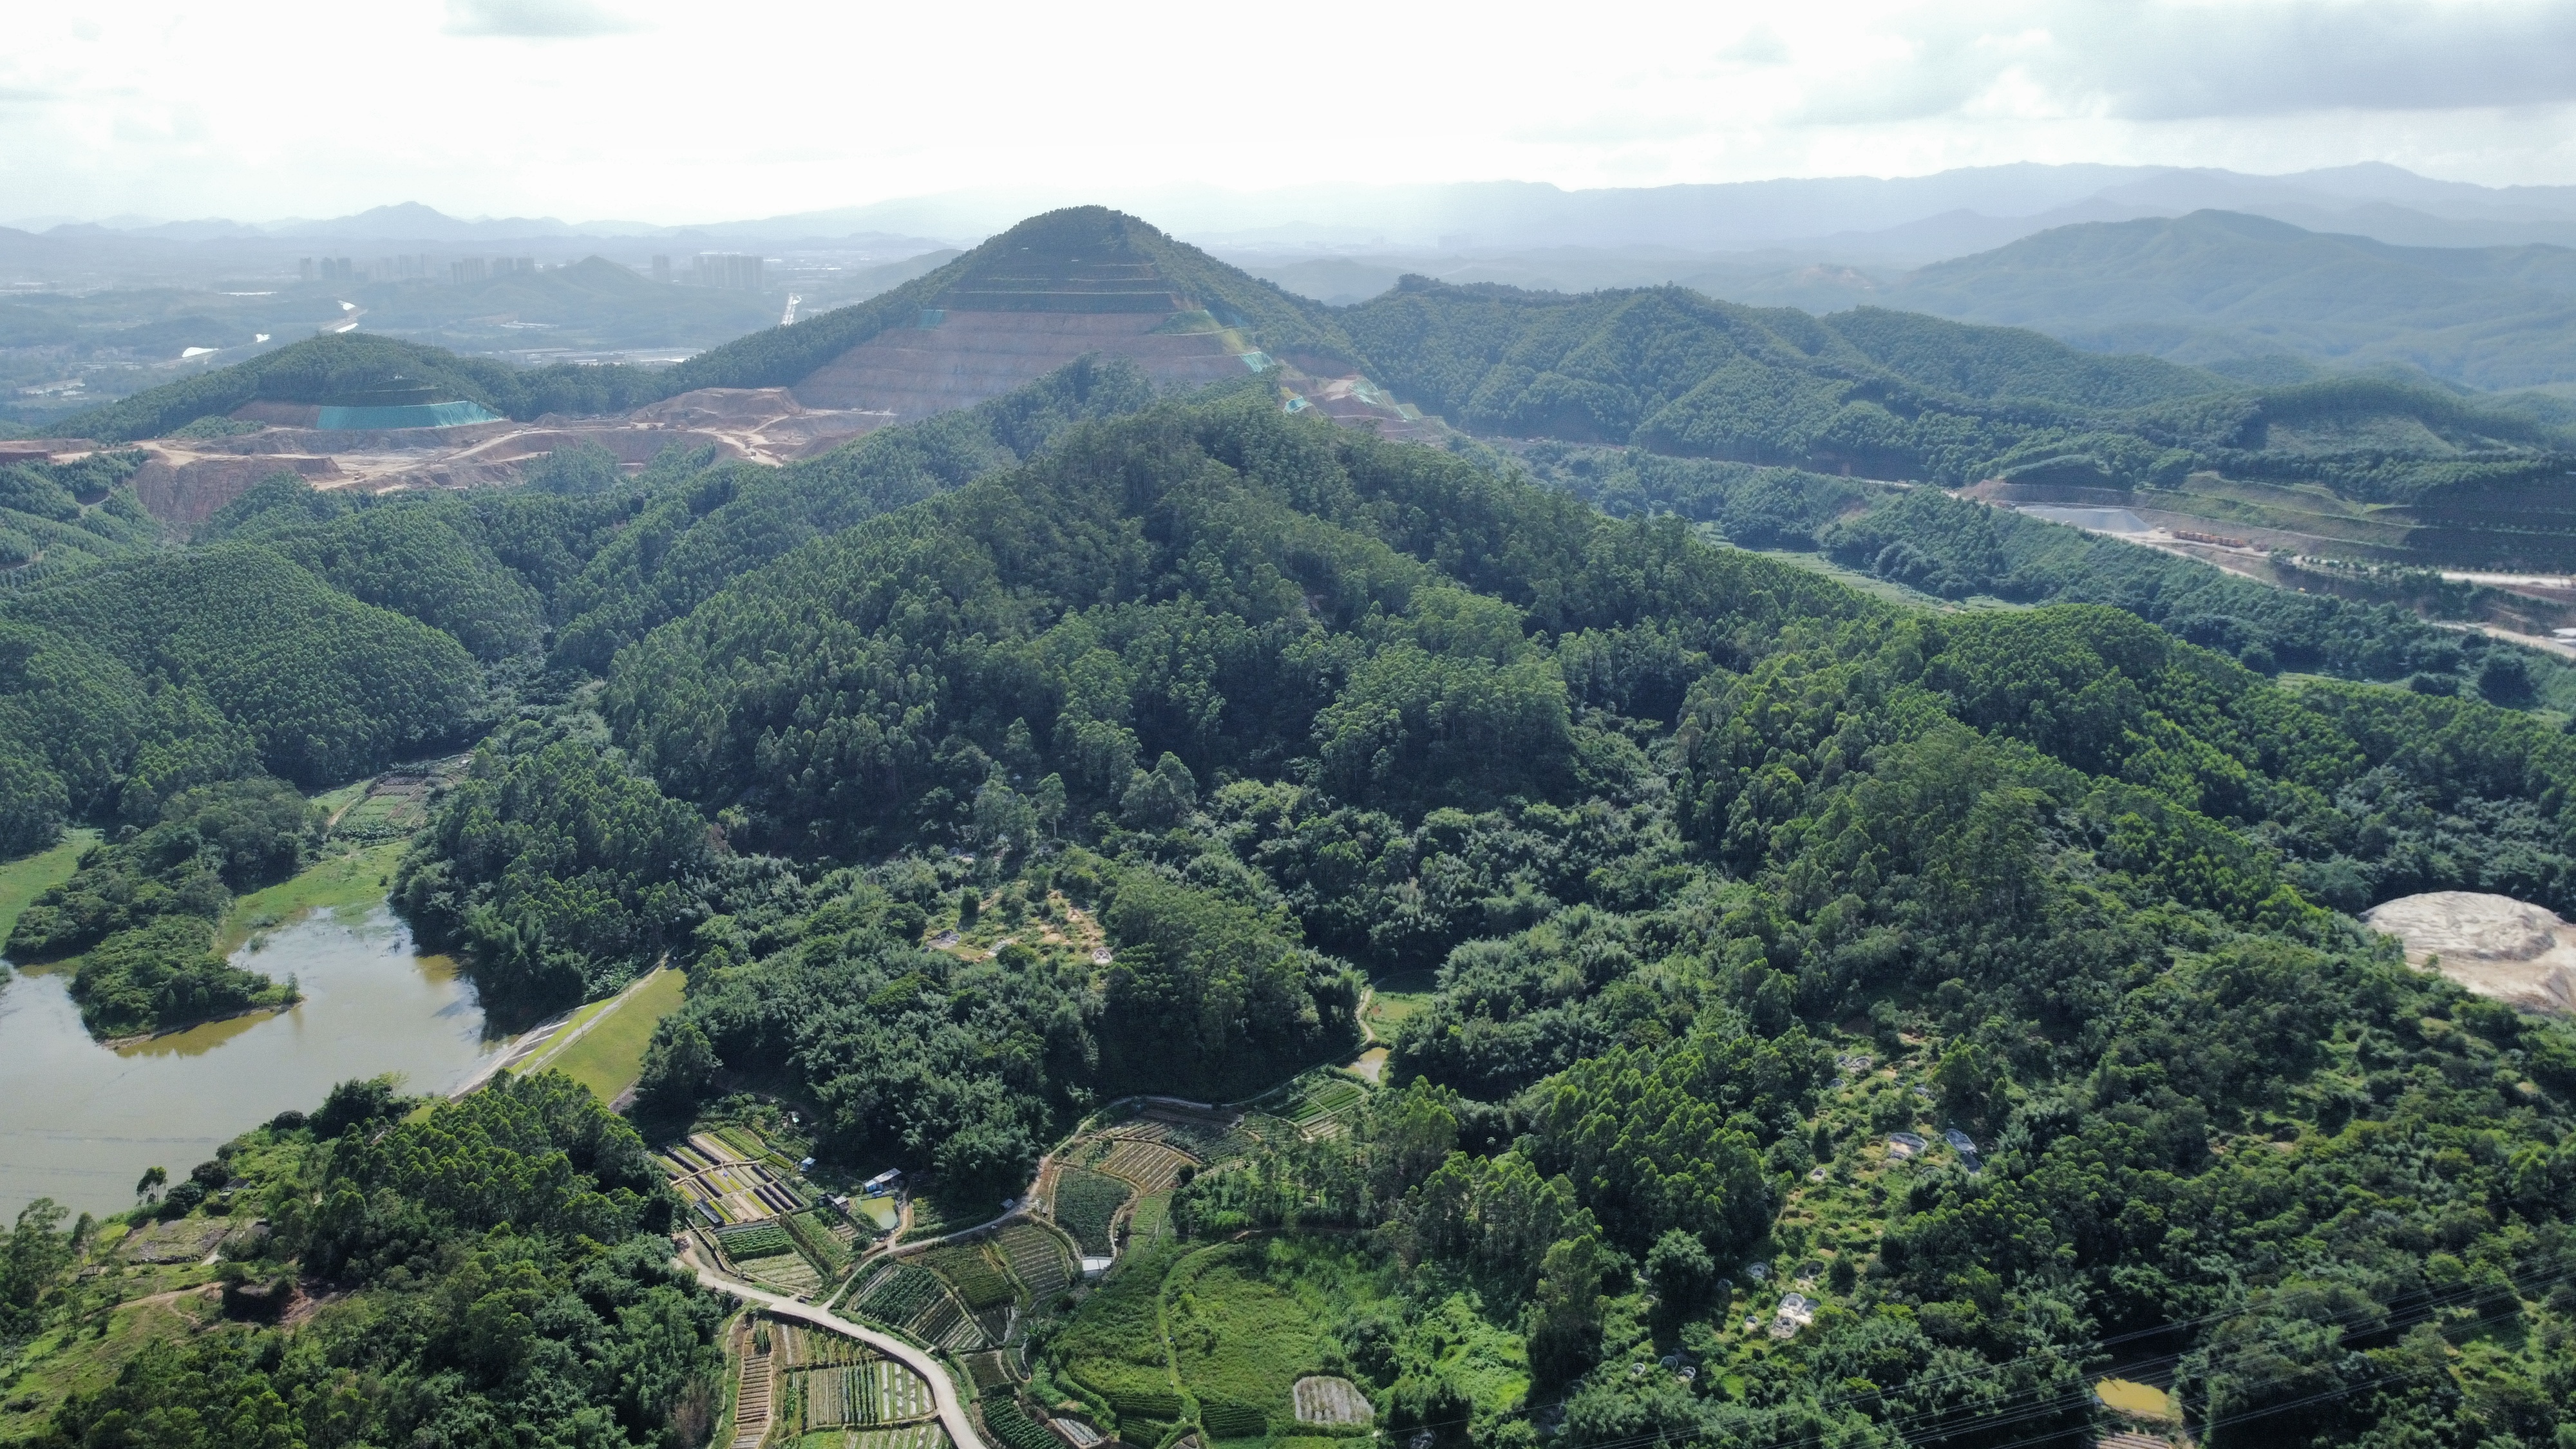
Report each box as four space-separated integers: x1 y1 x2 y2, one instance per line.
0 904 511 1219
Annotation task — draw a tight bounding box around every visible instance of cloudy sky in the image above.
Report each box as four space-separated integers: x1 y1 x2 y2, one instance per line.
5 0 2573 225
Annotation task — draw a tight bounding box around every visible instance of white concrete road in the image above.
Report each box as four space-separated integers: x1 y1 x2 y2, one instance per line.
683 1251 991 1449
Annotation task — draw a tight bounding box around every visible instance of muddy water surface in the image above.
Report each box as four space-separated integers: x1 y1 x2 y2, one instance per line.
0 905 509 1218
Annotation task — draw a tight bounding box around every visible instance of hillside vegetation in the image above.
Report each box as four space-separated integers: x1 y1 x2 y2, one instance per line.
560 389 2576 1448
1335 277 2576 566
1506 442 2576 707
0 452 163 589
0 1072 727 1449
55 206 2575 569
4 778 315 1037
1895 209 2576 391
8 272 2576 1449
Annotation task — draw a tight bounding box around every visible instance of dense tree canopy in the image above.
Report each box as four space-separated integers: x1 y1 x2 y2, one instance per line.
11 345 2576 1449
8 777 315 1037
19 1072 725 1449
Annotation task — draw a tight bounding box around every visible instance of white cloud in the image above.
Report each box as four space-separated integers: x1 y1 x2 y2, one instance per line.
0 0 2570 225
444 0 641 38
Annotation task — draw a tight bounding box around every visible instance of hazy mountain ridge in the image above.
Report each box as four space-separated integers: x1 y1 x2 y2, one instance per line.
1888 211 2576 391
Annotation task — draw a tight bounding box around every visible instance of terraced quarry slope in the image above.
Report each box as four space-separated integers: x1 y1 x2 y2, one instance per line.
787 211 1371 428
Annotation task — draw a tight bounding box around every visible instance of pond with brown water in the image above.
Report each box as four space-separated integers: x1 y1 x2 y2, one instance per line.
0 904 511 1218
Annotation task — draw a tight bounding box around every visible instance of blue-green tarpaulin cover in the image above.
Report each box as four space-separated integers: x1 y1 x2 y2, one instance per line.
315 401 504 430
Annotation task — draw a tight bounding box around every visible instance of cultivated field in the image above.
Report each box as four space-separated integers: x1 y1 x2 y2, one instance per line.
1049 1168 1130 1256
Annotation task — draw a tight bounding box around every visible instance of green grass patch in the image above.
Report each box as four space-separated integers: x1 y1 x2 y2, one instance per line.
1055 1242 1184 1429
1363 971 1435 1034
0 829 96 951
527 967 688 1103
1167 1240 1383 1429
310 779 371 819
1128 1192 1173 1249
0 1277 218 1437
218 839 408 951
1052 1167 1131 1256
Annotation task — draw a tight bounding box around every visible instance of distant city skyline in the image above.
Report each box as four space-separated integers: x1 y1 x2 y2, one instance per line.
5 0 2573 225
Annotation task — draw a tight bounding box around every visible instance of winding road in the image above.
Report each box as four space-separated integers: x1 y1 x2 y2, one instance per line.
682 1249 992 1449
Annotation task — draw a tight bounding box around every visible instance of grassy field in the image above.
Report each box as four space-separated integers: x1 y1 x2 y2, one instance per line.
217 839 408 951
0 1282 218 1438
522 967 687 1103
1361 970 1434 1043
0 829 97 950
1168 1240 1388 1432
1054 1241 1185 1432
1052 1237 1402 1445
1052 1167 1131 1255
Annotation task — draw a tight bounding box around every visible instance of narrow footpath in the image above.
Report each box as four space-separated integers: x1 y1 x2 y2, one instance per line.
682 1251 992 1449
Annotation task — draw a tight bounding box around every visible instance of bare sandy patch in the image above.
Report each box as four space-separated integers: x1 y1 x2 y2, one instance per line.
2363 891 2576 1014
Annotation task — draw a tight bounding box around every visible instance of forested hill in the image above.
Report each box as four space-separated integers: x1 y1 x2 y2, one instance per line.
1335 276 2573 491
58 209 1340 443
0 358 1159 860
59 205 2575 573
428 383 2576 1446
1893 209 2576 391
10 375 2576 1447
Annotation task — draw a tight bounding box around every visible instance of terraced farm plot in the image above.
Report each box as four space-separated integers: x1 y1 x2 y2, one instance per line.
1128 1193 1173 1249
1050 1168 1131 1256
921 1244 1015 1310
908 1290 971 1348
855 1265 949 1325
994 1223 1073 1298
719 1224 798 1261
1147 1112 1262 1162
840 1425 947 1449
866 1361 937 1421
1200 1397 1269 1438
980 1397 1063 1449
757 1258 824 1296
680 1157 808 1224
795 1359 936 1427
1097 1139 1195 1193
691 1132 750 1164
1055 1244 1186 1425
971 1305 1016 1345
784 1211 850 1276
782 1325 875 1367
1279 1076 1366 1134
963 1350 1018 1390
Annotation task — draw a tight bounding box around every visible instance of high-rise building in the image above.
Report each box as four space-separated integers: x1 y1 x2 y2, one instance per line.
651 255 671 283
299 258 316 282
691 252 764 292
452 257 489 283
